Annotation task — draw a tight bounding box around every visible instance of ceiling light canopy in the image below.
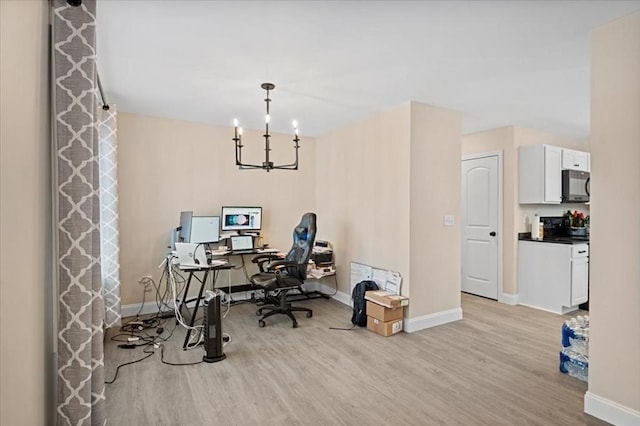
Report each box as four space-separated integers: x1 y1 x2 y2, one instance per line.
233 83 300 172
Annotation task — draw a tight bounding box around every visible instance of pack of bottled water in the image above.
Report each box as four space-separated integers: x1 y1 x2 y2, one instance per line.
559 315 589 381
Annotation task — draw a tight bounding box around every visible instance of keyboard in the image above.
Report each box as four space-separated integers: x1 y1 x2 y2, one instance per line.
257 248 279 253
232 250 256 255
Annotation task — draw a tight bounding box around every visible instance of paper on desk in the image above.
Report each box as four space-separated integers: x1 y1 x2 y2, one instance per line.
313 246 333 254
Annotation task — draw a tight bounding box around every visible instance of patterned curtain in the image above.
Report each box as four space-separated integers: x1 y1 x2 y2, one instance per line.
98 105 121 328
52 1 105 425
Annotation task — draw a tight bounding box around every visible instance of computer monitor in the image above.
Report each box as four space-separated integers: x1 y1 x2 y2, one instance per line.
190 216 221 244
221 206 262 232
179 211 193 242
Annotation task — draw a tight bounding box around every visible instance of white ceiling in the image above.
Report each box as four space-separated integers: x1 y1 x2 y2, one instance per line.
97 0 640 139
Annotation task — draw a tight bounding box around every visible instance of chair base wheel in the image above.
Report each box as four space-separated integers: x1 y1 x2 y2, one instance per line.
292 322 298 328
258 320 266 328
256 309 262 316
306 311 313 318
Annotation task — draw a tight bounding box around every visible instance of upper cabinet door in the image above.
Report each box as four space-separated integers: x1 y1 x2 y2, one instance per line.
544 145 562 203
562 149 590 172
519 145 562 204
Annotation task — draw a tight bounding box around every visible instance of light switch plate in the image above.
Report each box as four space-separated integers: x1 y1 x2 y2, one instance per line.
444 215 455 226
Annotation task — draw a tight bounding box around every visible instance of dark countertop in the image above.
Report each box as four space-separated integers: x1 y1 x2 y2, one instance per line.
518 233 589 245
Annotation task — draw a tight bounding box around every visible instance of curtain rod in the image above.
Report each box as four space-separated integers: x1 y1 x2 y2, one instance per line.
97 72 110 111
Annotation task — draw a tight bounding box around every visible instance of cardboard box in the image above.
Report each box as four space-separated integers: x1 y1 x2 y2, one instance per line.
367 316 403 337
365 290 409 308
366 301 404 322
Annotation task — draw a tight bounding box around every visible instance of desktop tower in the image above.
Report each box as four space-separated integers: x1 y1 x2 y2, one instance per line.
203 291 226 363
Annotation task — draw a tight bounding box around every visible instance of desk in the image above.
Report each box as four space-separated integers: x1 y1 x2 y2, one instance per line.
177 263 231 350
209 249 283 294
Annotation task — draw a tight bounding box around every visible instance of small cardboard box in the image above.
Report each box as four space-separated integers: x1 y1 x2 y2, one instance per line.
367 316 403 337
366 301 404 322
365 290 409 308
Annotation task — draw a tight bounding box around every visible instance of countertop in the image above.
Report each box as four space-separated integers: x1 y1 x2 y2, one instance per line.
518 233 589 245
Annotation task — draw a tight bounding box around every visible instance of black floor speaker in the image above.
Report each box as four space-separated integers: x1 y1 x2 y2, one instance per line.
203 291 226 363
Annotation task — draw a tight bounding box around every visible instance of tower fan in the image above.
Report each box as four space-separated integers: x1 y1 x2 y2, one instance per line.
203 291 226 363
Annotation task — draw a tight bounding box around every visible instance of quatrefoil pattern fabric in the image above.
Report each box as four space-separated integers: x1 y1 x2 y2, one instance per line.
53 1 105 424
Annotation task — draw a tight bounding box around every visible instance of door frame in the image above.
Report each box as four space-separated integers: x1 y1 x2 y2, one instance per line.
461 150 504 302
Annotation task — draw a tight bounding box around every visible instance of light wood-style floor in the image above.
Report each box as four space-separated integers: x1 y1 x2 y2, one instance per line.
105 293 606 426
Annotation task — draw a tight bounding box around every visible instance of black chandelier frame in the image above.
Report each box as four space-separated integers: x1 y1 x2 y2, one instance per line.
233 83 300 172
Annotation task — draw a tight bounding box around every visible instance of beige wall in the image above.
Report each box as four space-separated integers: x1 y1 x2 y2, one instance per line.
118 112 316 305
0 0 52 424
588 10 640 418
462 126 589 296
315 103 411 301
409 102 462 316
316 102 462 319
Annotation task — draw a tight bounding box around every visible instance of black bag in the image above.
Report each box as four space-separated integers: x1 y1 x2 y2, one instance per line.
351 280 379 327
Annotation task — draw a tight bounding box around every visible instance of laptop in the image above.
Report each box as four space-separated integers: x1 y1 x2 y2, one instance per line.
230 235 254 253
175 242 209 269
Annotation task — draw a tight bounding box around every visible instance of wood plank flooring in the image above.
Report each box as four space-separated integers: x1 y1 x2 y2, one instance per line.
104 293 607 425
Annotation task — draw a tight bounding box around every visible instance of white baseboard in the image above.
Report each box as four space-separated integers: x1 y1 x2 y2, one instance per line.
499 293 519 305
312 282 463 333
121 283 339 320
121 302 174 319
403 307 463 333
305 280 352 307
584 391 640 425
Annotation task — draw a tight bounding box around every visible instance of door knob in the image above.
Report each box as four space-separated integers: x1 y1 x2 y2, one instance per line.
489 231 496 236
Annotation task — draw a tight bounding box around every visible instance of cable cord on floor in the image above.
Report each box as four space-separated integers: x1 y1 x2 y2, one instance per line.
105 346 155 384
160 344 203 366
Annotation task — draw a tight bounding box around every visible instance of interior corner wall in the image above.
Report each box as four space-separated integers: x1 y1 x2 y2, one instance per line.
315 103 412 299
588 10 640 420
0 0 51 424
409 102 462 317
117 112 316 305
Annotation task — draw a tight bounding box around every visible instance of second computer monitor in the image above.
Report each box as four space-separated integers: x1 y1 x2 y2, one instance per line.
179 211 193 242
190 216 221 244
221 206 262 232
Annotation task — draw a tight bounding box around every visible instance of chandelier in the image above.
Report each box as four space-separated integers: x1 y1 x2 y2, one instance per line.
233 83 300 172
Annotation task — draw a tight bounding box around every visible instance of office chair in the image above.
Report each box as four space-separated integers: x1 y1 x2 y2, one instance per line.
250 212 317 328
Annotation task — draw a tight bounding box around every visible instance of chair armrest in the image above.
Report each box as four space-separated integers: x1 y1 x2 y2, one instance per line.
265 260 300 271
251 254 283 272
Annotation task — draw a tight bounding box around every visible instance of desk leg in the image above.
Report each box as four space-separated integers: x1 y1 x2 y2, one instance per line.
182 268 210 350
178 272 194 325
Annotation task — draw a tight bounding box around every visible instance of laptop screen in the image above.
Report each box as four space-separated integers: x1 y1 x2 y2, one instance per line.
231 235 253 251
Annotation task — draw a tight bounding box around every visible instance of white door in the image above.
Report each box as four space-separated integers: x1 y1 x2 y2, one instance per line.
461 154 499 299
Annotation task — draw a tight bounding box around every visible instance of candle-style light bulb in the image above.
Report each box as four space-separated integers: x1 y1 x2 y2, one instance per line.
265 114 270 124
292 120 298 129
295 127 299 136
239 128 243 136
233 118 238 127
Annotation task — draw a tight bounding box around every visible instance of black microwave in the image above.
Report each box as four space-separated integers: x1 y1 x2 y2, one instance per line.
562 170 590 203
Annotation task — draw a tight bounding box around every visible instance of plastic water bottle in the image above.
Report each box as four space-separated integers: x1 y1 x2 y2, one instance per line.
560 347 589 382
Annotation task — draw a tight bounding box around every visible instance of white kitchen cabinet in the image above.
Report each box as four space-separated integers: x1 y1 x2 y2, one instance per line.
571 257 589 306
562 149 590 172
519 145 562 204
518 241 589 314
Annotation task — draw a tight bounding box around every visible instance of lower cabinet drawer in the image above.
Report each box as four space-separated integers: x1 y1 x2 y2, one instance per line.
572 244 589 259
